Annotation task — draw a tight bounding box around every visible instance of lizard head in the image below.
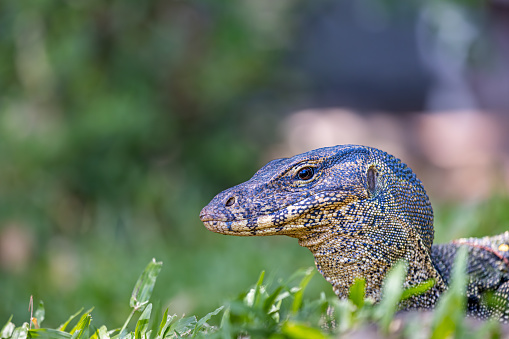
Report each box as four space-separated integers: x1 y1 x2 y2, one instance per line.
200 144 434 251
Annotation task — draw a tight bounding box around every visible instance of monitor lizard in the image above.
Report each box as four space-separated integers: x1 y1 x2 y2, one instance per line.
200 144 509 321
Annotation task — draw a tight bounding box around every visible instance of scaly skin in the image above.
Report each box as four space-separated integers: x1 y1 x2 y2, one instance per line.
200 145 509 321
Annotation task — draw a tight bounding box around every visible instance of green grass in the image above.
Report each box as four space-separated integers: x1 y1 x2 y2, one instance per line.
2 252 505 339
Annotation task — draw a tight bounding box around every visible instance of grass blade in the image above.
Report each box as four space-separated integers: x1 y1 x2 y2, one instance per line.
134 303 151 339
169 316 196 336
69 308 93 339
29 329 72 339
375 260 406 332
348 278 366 309
291 268 315 314
191 306 223 337
58 309 84 332
147 301 161 339
281 321 327 339
252 271 265 308
431 246 468 339
130 259 162 312
401 279 435 301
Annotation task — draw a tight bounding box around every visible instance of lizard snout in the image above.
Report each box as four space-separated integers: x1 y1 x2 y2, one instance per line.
199 208 210 222
199 205 217 222
199 193 238 222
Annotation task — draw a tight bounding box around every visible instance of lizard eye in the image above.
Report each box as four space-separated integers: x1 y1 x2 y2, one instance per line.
225 196 236 207
367 166 377 193
297 167 314 181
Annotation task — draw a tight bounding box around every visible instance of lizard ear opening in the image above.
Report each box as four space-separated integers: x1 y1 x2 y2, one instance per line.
367 166 377 195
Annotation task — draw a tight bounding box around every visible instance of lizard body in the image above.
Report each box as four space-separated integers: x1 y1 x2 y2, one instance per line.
200 145 509 321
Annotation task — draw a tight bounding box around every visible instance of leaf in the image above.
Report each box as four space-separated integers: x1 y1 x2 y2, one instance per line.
274 291 291 303
348 278 366 309
130 259 162 312
158 311 177 338
11 323 29 339
263 286 284 313
96 326 110 339
28 329 72 339
58 309 84 332
1 316 15 339
401 279 435 301
134 303 152 339
218 307 232 338
34 301 45 327
191 306 223 337
169 316 196 336
69 309 93 339
157 308 169 337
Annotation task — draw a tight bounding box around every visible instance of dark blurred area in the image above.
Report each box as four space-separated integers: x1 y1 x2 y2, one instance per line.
1 0 508 328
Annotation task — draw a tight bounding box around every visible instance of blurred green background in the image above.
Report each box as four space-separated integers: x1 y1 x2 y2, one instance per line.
1 0 508 329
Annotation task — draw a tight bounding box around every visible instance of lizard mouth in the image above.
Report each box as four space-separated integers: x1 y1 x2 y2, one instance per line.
200 191 355 236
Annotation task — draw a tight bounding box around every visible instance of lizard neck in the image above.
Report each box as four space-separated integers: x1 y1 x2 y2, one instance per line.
296 220 447 307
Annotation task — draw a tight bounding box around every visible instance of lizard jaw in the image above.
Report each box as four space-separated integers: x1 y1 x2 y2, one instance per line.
200 191 356 236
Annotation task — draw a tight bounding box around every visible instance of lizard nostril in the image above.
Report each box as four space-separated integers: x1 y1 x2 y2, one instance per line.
225 196 236 207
